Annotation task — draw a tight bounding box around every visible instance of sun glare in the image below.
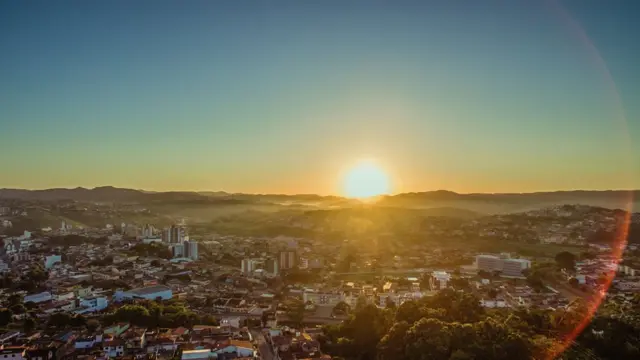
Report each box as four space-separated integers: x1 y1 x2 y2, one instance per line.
343 160 391 199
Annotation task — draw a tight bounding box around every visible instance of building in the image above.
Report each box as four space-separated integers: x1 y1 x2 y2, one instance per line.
432 271 451 290
476 255 503 272
188 240 198 260
114 285 172 302
502 258 531 277
303 292 344 306
172 243 185 258
75 296 109 314
180 240 198 261
279 250 297 270
24 291 53 303
241 259 260 275
45 254 62 269
163 225 185 244
265 258 279 276
142 224 155 238
476 255 530 277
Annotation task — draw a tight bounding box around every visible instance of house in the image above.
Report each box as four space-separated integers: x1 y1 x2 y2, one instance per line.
213 340 254 358
75 296 108 314
75 335 103 349
123 327 146 351
24 291 53 304
181 349 214 360
114 285 172 302
102 339 125 358
103 323 130 337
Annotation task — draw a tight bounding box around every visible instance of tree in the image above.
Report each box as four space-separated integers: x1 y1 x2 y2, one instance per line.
569 277 579 288
377 321 410 360
395 300 422 325
384 297 396 309
285 299 306 328
86 319 100 332
7 294 22 307
0 308 12 327
23 317 36 333
555 251 576 271
488 288 498 299
10 304 25 315
333 301 350 315
48 312 73 328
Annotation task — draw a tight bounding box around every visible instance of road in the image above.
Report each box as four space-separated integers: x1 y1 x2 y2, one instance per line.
251 329 275 360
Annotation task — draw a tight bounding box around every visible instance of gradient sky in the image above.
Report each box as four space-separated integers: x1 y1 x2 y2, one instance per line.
1 0 639 195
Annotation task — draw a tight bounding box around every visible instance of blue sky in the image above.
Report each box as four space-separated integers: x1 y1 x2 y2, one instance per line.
1 0 638 194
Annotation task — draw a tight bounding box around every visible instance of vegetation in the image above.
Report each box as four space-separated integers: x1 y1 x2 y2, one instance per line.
319 289 640 360
102 300 217 328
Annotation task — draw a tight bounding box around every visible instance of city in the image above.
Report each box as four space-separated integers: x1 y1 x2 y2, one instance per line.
2 1 639 359
1 193 640 359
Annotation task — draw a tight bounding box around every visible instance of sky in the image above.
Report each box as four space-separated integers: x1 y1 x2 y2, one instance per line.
1 0 639 195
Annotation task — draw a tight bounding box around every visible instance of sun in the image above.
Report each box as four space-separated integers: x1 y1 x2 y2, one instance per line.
343 160 391 199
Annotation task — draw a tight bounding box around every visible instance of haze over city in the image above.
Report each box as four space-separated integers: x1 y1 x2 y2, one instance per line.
2 1 639 195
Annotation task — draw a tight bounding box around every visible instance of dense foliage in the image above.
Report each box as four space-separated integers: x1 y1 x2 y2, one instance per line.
319 289 640 360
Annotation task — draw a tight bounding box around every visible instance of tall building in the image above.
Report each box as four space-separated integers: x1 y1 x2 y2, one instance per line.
279 250 297 270
502 259 531 277
142 224 155 238
172 243 185 258
476 255 530 277
163 225 184 244
265 258 279 276
188 240 198 261
241 259 259 274
181 240 199 261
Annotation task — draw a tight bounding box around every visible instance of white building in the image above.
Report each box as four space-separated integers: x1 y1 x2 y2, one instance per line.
45 254 62 269
75 296 109 314
24 291 53 304
241 259 260 275
476 255 503 272
502 259 531 277
163 225 185 244
187 240 198 261
142 224 155 238
142 237 163 244
172 243 185 258
432 271 451 289
476 255 530 277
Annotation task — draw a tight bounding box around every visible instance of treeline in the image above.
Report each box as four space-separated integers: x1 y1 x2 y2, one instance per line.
319 289 640 360
102 300 218 328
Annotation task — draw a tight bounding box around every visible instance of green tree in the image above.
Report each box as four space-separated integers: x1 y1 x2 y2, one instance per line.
333 301 350 315
10 304 25 315
395 300 422 325
0 308 12 327
48 312 73 328
555 251 576 271
86 319 100 332
23 317 36 333
285 299 306 328
377 321 410 360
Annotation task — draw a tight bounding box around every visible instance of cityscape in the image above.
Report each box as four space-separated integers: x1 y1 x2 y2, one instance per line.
2 1 640 360
0 190 640 359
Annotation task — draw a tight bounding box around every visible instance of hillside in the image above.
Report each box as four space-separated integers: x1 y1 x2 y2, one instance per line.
1 187 638 214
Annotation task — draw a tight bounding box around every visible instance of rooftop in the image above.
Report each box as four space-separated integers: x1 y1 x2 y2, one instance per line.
127 285 171 296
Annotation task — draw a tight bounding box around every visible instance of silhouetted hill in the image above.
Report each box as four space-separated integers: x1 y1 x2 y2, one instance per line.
0 187 637 213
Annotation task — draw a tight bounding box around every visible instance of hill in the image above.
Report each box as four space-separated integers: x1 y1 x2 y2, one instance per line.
1 187 638 214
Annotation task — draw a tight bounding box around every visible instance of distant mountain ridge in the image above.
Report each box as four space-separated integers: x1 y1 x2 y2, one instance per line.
0 186 637 213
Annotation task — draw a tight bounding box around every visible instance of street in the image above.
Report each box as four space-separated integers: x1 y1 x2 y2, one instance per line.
251 329 275 360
